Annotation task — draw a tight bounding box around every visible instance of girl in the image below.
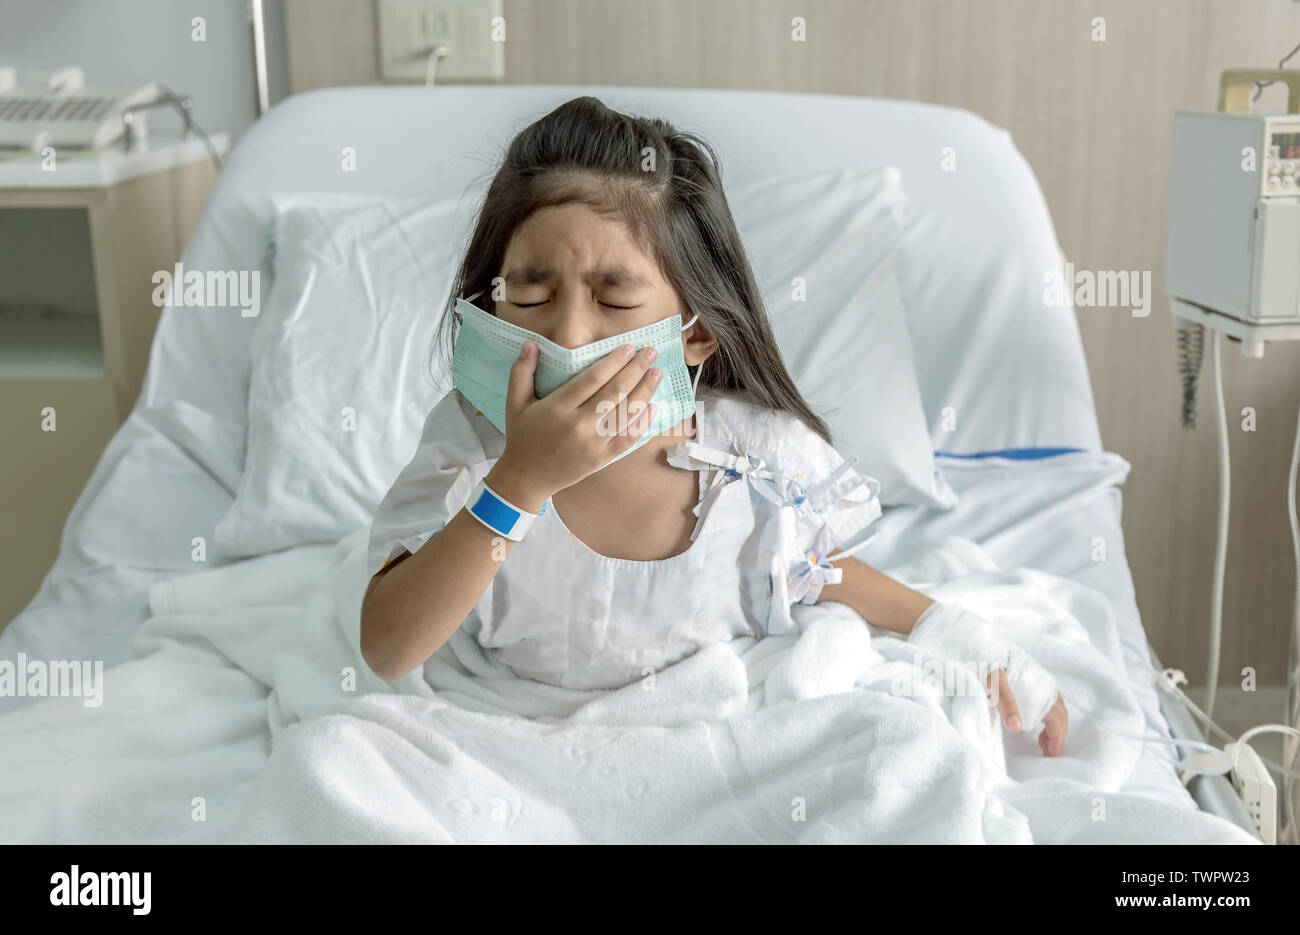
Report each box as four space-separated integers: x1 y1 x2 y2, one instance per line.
361 96 1068 756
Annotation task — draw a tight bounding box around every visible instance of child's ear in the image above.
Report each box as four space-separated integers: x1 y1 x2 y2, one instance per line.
683 321 718 367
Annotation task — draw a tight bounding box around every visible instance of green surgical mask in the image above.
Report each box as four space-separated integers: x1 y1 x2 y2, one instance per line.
451 291 702 468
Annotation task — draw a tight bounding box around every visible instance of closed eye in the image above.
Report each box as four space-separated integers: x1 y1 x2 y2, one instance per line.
512 301 639 310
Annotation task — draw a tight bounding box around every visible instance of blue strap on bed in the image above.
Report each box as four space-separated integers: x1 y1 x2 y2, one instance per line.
934 447 1085 460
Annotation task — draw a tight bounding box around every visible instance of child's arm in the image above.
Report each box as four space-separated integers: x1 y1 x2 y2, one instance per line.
816 555 934 635
817 554 1069 755
360 462 547 683
361 338 661 683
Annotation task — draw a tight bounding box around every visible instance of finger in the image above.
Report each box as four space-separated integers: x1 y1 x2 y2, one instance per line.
505 341 538 422
598 379 656 442
1039 724 1059 756
1038 708 1065 756
589 345 658 416
596 362 662 442
609 400 658 450
551 343 641 408
989 670 1022 732
1045 698 1068 756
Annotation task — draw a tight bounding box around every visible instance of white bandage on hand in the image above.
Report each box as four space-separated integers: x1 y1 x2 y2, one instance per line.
904 600 1060 731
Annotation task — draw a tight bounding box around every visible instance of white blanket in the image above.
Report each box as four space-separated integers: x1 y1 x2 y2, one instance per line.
0 528 1260 844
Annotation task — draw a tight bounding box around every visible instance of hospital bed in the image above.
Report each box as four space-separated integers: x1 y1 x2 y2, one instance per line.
0 84 1258 842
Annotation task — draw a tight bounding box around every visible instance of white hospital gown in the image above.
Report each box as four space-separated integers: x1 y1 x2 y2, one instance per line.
367 387 883 690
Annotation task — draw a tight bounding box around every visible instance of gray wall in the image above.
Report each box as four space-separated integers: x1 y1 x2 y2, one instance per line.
0 0 288 143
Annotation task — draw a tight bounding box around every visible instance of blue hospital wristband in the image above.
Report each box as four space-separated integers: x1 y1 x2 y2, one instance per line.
463 477 548 541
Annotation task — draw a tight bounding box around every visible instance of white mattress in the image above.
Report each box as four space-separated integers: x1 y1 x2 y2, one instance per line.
0 86 1217 829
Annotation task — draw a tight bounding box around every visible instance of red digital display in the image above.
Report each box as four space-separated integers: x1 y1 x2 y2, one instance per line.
1273 131 1300 159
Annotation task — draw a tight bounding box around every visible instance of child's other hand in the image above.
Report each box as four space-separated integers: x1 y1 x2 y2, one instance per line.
986 669 1069 757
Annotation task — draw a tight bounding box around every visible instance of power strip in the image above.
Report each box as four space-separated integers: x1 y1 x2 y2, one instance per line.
1225 741 1277 844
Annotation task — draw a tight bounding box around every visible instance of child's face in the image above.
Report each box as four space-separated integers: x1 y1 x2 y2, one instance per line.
494 202 694 349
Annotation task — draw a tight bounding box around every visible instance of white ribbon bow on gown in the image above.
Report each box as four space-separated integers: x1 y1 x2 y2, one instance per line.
666 439 881 609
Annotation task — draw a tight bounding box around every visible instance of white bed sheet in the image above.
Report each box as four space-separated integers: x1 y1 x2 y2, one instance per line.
0 441 1216 826
864 450 1205 813
0 402 245 685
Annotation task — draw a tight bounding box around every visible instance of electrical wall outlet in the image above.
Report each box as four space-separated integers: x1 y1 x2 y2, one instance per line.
375 0 504 83
1225 741 1277 844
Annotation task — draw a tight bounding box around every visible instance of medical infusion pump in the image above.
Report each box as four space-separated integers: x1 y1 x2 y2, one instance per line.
1166 110 1300 325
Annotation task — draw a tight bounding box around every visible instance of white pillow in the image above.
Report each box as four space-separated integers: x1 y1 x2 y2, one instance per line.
728 165 957 509
214 194 470 556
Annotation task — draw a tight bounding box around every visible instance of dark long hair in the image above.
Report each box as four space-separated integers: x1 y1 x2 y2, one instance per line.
433 95 832 444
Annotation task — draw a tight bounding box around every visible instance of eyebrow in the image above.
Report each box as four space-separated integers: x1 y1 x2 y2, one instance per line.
502 265 652 289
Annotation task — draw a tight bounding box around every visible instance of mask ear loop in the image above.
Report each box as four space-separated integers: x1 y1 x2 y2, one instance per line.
682 312 703 397
454 289 485 327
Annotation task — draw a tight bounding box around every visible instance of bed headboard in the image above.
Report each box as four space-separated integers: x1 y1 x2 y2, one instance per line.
143 84 1100 455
